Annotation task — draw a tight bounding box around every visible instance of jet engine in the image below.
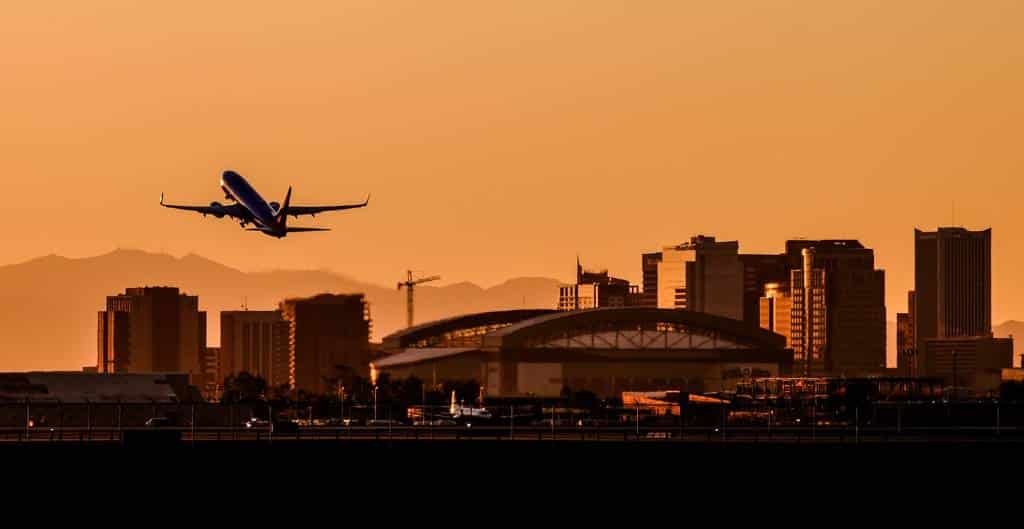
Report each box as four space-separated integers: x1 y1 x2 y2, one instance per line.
209 201 226 218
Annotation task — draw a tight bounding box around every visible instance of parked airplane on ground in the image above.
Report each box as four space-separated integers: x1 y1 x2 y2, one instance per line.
161 170 369 238
449 391 493 421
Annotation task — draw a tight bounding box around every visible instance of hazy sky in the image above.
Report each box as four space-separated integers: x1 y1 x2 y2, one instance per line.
2 1 1023 322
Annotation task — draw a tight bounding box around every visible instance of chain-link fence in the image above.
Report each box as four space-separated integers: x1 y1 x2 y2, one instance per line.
2 399 1024 445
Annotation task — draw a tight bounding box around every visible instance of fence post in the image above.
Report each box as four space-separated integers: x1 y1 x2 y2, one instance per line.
855 407 859 445
634 404 639 440
720 403 726 443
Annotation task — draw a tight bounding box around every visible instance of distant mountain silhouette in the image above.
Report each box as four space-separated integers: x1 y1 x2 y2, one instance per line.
0 249 560 371
994 321 1024 367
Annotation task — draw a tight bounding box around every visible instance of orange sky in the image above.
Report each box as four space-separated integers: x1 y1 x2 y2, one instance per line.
2 1 1023 323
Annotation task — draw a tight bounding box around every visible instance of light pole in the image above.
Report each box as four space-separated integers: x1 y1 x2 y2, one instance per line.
373 385 379 421
952 349 959 401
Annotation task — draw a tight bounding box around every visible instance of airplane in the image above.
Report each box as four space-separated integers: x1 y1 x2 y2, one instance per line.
160 170 369 238
448 390 493 421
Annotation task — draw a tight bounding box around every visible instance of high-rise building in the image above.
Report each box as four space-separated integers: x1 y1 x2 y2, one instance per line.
759 282 792 348
741 254 789 328
757 240 886 376
658 245 689 310
897 290 918 375
789 249 828 375
558 259 640 311
914 227 992 352
220 310 291 389
201 346 219 400
787 240 886 375
640 252 662 308
96 287 206 382
654 235 743 320
897 313 911 373
280 294 372 394
913 228 1009 383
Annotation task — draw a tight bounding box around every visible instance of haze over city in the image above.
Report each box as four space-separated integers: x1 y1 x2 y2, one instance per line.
3 1 1023 325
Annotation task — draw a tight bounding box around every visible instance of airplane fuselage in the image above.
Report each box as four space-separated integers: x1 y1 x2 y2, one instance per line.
221 170 283 237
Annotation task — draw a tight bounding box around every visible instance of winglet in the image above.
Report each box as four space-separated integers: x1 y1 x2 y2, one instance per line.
364 193 371 206
160 192 165 206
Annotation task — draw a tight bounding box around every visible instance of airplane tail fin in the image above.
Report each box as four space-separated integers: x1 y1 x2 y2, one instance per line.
275 186 292 226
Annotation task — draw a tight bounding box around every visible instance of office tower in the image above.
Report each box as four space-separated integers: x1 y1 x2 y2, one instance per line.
914 227 992 351
741 254 790 328
641 252 662 307
759 282 792 347
789 249 828 375
96 287 206 381
655 235 743 320
897 290 918 375
785 240 886 375
913 227 1009 384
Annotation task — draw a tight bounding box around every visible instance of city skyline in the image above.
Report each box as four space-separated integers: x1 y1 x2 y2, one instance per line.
5 2 1024 449
2 221 1015 326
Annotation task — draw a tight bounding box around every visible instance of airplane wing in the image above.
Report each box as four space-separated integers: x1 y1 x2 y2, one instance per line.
160 193 246 219
283 195 370 217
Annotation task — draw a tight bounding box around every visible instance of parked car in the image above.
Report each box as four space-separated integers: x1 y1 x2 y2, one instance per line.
366 419 404 427
145 417 172 428
245 417 269 429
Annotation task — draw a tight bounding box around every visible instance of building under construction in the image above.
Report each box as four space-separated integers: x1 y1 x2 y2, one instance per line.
279 294 372 394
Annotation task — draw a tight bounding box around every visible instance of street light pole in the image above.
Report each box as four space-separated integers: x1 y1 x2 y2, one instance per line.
952 349 958 401
373 385 378 421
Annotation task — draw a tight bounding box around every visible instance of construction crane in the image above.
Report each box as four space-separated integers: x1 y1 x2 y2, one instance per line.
397 270 440 328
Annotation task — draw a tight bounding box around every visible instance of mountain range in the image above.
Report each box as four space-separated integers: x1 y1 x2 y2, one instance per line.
1 249 1019 371
0 249 560 371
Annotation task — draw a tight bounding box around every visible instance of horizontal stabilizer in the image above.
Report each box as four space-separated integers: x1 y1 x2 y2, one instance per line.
245 227 331 233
